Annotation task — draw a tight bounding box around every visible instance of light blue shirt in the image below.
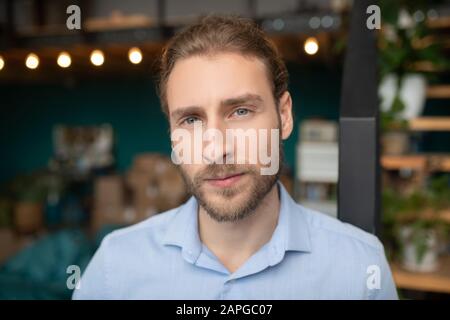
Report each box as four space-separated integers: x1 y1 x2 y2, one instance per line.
73 183 398 300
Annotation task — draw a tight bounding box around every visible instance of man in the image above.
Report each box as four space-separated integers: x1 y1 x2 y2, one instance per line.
73 15 398 299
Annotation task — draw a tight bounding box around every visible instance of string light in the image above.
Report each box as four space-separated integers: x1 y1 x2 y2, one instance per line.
25 53 40 69
57 51 72 68
128 47 143 64
90 49 104 66
304 37 319 55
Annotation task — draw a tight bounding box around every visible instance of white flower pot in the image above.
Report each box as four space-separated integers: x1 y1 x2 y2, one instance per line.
379 73 427 120
399 226 439 273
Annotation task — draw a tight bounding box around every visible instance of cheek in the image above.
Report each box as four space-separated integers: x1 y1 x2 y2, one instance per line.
233 130 279 166
255 113 280 166
180 163 202 179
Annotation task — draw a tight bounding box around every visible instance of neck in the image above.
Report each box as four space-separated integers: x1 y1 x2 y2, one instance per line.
198 183 280 273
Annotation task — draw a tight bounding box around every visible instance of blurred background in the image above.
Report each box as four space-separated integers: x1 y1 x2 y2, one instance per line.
0 0 449 300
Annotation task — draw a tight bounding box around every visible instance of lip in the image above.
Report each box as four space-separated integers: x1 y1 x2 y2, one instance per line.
205 173 245 188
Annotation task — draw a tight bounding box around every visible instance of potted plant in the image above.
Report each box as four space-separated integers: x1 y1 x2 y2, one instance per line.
398 218 442 272
0 196 13 228
10 174 47 234
380 98 409 155
382 175 450 272
378 1 449 155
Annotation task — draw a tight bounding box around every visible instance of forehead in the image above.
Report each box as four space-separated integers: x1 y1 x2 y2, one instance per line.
166 52 273 113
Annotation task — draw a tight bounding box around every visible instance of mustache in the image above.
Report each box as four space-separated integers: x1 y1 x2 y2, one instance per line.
195 164 256 181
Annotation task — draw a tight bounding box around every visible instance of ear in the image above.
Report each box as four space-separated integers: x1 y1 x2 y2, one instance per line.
278 91 293 140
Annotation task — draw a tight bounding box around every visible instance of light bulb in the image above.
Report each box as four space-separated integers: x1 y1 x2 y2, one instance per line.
128 47 143 64
57 51 72 68
304 37 319 55
90 50 105 66
26 53 39 69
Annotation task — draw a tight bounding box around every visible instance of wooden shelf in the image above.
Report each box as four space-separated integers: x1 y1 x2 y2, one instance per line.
412 61 447 73
429 155 450 172
409 117 450 131
427 85 450 99
381 155 427 171
391 255 450 294
396 209 450 224
84 16 154 32
381 154 450 172
421 209 450 223
427 16 450 29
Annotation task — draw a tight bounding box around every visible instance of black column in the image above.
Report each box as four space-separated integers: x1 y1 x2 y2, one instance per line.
338 0 380 235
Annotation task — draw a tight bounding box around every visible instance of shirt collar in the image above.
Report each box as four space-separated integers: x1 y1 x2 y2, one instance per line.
162 195 202 263
162 181 312 264
279 182 312 253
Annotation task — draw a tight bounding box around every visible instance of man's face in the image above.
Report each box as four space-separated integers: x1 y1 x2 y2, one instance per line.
166 52 292 222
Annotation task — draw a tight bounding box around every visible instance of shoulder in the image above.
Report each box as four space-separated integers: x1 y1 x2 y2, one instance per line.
297 203 384 257
100 207 179 250
292 204 397 300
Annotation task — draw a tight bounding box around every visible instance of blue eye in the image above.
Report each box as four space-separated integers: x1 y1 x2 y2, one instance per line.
234 108 250 116
182 116 201 125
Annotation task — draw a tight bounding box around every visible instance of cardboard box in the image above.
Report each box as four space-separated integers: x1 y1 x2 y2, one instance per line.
126 154 187 220
94 175 124 208
92 175 125 231
14 202 43 234
0 228 31 264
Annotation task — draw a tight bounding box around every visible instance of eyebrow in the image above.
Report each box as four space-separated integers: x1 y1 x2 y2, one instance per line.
170 106 205 121
220 93 263 108
170 93 264 120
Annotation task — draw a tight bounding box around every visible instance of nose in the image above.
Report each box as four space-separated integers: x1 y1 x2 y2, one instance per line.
202 119 233 164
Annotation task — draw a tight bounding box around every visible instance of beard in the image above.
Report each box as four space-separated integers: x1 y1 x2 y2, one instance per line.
178 141 284 223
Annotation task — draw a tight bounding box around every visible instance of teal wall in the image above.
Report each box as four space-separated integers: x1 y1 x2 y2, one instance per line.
419 95 450 153
0 64 342 184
